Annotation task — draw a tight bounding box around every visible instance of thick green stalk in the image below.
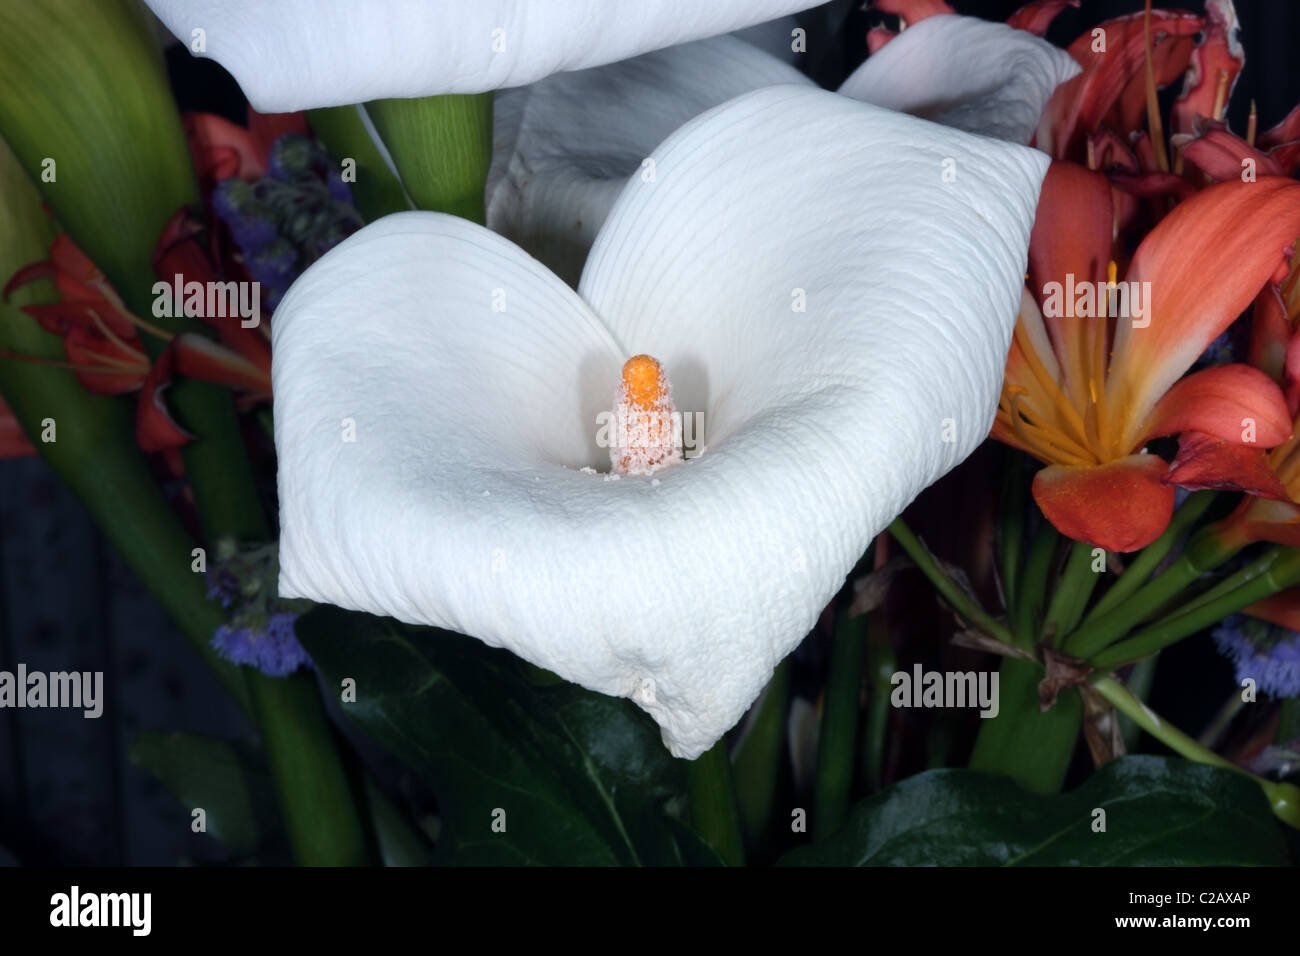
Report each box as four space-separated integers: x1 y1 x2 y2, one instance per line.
1084 491 1216 624
1089 549 1300 671
1065 526 1243 659
687 740 745 866
364 95 493 223
1151 547 1281 625
968 655 1081 793
1013 520 1059 649
887 518 1015 645
250 672 371 865
1092 675 1300 829
731 658 790 846
812 608 866 840
1041 539 1099 646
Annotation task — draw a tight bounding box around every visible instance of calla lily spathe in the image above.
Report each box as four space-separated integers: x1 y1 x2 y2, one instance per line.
143 0 825 111
488 14 1078 282
271 87 1049 758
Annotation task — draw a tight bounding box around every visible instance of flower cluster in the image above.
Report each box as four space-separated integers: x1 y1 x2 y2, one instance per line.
206 538 314 677
212 133 363 308
1213 614 1300 698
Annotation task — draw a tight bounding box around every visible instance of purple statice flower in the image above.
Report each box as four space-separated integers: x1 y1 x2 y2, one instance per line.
205 567 240 609
212 612 313 678
326 169 353 205
245 237 299 290
212 179 278 250
207 539 314 677
1213 614 1300 698
267 133 320 182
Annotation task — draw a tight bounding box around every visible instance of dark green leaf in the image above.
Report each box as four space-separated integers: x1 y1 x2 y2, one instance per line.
296 606 686 865
129 733 279 857
779 756 1291 866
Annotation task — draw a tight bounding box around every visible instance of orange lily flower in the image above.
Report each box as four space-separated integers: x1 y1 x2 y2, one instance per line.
994 163 1300 552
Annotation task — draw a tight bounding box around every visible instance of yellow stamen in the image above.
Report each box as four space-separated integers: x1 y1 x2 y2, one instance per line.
1211 68 1231 122
1012 322 1094 454
611 354 684 477
1143 0 1170 174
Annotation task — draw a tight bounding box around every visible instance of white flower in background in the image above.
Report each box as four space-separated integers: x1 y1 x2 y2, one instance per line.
489 14 1078 283
142 0 829 111
271 87 1049 758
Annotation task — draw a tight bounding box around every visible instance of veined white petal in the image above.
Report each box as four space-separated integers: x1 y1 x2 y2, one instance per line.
144 0 824 111
837 14 1081 143
487 36 809 285
579 86 1048 754
275 89 1049 759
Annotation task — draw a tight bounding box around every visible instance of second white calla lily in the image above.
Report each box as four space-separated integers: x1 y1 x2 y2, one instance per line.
272 86 1048 758
143 0 826 111
488 14 1078 283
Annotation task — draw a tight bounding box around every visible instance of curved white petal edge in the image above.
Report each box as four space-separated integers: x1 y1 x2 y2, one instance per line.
143 0 825 111
838 15 1081 144
273 86 1049 758
487 35 810 286
488 15 1077 283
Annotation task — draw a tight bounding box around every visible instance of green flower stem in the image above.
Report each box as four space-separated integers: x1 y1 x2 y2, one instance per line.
997 447 1027 610
1118 653 1159 752
1198 691 1246 749
1083 491 1216 624
249 671 371 865
687 739 745 866
861 611 897 793
731 658 790 846
813 607 866 840
1091 675 1300 829
307 106 412 222
889 518 1079 792
363 94 493 223
887 518 1016 645
1042 539 1099 647
1013 520 1059 649
968 655 1081 793
1150 547 1282 625
1088 549 1300 672
1064 525 1244 660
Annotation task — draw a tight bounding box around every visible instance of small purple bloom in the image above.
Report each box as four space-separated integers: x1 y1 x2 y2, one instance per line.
212 612 313 678
1213 615 1300 698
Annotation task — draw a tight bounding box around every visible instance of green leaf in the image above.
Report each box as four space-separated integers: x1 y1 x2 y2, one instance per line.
296 606 686 865
130 733 280 857
779 756 1291 866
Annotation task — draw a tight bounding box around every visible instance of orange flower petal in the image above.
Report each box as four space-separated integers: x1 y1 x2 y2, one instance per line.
1142 363 1292 448
1033 454 1174 551
1107 177 1300 443
1164 430 1291 500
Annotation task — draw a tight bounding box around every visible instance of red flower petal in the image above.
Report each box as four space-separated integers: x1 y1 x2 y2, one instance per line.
1142 363 1292 448
1007 0 1079 36
873 0 954 24
1164 431 1291 500
1183 128 1283 182
1033 454 1175 552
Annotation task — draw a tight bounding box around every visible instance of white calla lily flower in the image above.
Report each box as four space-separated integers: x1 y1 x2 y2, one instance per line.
488 14 1078 283
272 86 1048 758
143 0 825 111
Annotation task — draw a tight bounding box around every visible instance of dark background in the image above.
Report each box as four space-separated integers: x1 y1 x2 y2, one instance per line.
2 0 1297 866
